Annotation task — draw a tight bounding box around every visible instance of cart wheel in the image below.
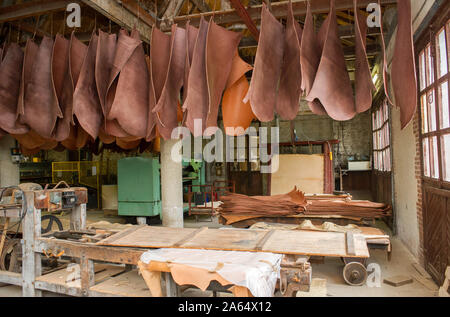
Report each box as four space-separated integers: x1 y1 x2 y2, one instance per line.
343 262 367 286
41 215 64 234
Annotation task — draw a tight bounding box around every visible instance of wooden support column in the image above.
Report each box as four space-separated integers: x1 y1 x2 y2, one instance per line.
70 203 86 231
80 253 95 296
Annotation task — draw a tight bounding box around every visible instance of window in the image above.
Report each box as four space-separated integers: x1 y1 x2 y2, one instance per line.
419 21 450 182
372 100 391 172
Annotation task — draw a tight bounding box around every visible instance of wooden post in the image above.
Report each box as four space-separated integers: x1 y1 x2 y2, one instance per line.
80 253 95 296
22 191 42 297
70 203 87 231
164 272 179 297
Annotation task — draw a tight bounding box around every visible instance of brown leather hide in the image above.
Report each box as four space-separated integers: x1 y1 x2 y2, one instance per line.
13 130 57 151
52 34 74 142
378 0 394 106
147 27 171 141
184 17 210 137
222 51 254 136
205 20 242 136
73 32 103 140
0 43 29 134
354 0 375 113
153 25 186 140
109 29 149 138
116 136 142 150
19 37 62 139
244 4 284 122
276 1 303 121
306 0 356 121
61 120 90 150
183 22 199 105
391 0 417 129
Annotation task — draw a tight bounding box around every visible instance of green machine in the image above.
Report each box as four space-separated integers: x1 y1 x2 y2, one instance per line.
118 157 161 217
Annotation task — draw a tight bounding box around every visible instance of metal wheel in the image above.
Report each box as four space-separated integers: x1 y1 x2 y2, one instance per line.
343 262 367 286
41 215 64 234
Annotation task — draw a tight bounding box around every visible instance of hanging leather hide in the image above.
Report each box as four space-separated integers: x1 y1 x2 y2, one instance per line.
204 20 242 136
378 0 394 107
73 32 103 140
147 27 171 141
152 25 186 140
108 29 149 138
354 0 375 113
116 136 142 150
391 0 417 129
183 17 210 137
300 1 327 115
306 0 356 121
222 51 254 136
52 34 74 142
0 42 29 134
244 4 284 122
183 21 199 105
95 29 117 144
19 37 62 139
276 1 303 121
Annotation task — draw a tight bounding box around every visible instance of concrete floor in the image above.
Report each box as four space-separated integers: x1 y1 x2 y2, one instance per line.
0 211 439 297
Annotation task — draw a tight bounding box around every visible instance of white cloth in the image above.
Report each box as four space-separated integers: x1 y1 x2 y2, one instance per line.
140 248 282 297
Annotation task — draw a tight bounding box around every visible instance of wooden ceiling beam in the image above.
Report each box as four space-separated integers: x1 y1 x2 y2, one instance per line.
121 0 156 26
190 0 211 13
229 0 259 41
0 0 73 23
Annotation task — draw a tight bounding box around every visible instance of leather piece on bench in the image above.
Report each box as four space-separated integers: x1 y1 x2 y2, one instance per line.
147 28 170 141
222 51 254 136
244 4 284 122
204 20 242 136
109 29 149 138
306 0 356 121
354 0 375 113
0 43 29 134
300 1 327 115
73 32 103 140
184 17 209 137
391 0 417 129
276 1 303 121
153 25 186 140
19 37 62 139
183 21 199 105
52 34 74 142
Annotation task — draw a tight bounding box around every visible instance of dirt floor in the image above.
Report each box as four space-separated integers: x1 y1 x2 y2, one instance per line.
0 210 439 297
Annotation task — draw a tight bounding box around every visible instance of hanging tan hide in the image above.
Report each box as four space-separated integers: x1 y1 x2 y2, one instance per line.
108 29 149 138
184 17 209 137
19 37 62 139
13 130 57 151
354 0 375 113
52 34 74 142
152 25 186 140
222 51 254 136
73 32 103 140
183 21 199 105
300 1 327 115
95 30 117 143
244 4 284 122
0 43 29 134
391 0 417 129
61 120 90 150
276 1 303 120
116 136 142 150
204 20 242 136
147 27 171 141
306 0 356 121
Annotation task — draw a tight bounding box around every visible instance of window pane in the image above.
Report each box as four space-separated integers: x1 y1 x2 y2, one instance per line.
427 90 437 132
421 93 429 133
436 27 448 78
431 136 440 179
441 133 450 182
419 51 426 90
426 45 434 86
439 81 449 129
423 138 430 177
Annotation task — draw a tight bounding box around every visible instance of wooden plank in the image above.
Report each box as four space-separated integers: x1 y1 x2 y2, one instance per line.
255 230 276 251
346 232 356 256
383 275 414 287
97 225 145 246
89 270 151 297
229 0 260 41
0 271 21 286
0 0 72 22
172 227 208 247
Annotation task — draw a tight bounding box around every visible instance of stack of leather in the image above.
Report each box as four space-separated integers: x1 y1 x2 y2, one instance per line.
303 199 392 218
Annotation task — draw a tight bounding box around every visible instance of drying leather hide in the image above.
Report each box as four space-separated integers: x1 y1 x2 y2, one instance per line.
183 17 209 137
244 4 284 122
0 42 29 134
205 20 242 136
222 51 254 136
354 0 375 113
391 0 417 129
108 29 149 138
19 37 62 139
276 1 303 120
73 32 103 140
147 27 171 141
153 25 186 140
183 21 199 105
306 0 356 121
116 136 142 150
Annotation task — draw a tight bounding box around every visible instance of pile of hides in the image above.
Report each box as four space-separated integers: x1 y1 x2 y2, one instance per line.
0 0 416 155
219 187 391 219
